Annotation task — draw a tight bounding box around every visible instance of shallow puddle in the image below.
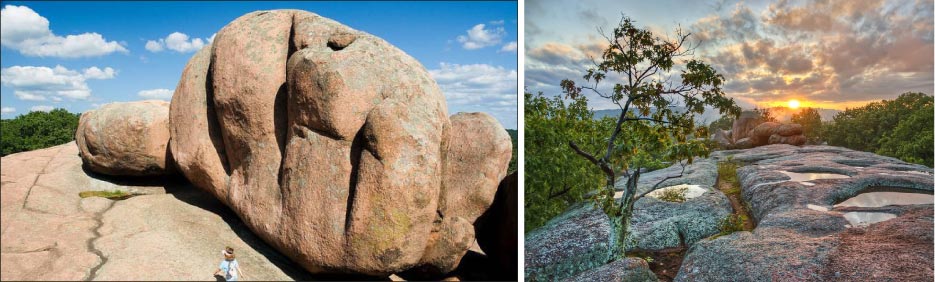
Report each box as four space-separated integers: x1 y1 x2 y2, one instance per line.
615 184 706 201
834 187 934 208
842 212 897 227
806 204 829 212
779 170 850 182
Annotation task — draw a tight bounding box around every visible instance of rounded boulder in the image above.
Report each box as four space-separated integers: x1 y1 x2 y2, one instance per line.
75 100 174 176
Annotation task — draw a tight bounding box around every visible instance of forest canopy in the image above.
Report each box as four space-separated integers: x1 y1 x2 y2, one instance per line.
1 109 81 156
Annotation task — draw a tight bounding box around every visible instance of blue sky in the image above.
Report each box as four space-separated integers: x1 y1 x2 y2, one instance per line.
526 0 933 110
0 1 518 129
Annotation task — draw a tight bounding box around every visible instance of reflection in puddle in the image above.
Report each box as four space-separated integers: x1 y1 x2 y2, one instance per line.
806 204 829 212
834 188 934 208
842 212 897 227
615 184 706 200
779 170 850 182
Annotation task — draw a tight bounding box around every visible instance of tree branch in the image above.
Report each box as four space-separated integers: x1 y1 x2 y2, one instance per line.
633 162 687 201
569 141 614 178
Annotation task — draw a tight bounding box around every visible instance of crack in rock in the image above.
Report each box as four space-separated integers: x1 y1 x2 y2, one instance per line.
84 200 116 281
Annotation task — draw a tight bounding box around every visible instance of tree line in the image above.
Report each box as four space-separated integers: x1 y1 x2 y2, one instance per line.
1 109 81 156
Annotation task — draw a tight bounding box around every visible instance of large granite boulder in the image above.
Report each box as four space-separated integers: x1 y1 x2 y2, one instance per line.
168 9 510 276
730 111 760 142
169 44 231 205
75 101 174 176
676 145 934 281
750 121 806 146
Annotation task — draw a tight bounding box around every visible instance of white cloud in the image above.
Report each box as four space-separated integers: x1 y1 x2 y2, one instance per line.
0 5 128 58
489 20 505 25
145 32 210 53
145 40 164 52
500 41 517 52
82 66 116 79
457 24 506 50
30 105 54 112
0 65 116 101
1 107 15 114
429 63 518 128
138 88 174 100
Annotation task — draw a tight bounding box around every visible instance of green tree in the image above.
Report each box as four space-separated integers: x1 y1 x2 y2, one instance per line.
876 100 933 166
524 91 612 230
824 92 933 167
753 107 776 123
1 109 81 156
506 129 517 173
791 107 822 144
560 16 740 258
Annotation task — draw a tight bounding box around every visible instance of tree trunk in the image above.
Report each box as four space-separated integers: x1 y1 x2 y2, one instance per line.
609 170 640 260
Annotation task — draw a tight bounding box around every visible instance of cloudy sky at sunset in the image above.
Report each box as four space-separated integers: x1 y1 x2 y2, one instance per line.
1 2 518 128
525 0 934 111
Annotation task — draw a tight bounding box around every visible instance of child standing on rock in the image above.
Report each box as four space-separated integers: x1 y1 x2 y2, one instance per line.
213 247 244 281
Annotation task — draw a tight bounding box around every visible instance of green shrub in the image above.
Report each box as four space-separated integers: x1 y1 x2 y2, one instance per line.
717 214 747 236
655 186 688 203
717 159 740 195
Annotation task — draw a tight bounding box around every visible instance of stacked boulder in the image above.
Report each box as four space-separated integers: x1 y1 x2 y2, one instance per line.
74 9 512 278
713 110 806 148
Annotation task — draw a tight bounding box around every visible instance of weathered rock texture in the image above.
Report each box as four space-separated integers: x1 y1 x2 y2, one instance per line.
563 258 657 282
525 159 730 281
526 144 933 281
168 9 511 276
676 145 933 281
76 101 174 176
0 142 330 281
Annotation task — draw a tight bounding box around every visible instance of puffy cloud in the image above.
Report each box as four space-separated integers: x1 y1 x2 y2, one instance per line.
688 0 934 107
0 65 116 101
145 40 164 52
429 63 517 128
500 41 517 52
30 105 54 112
82 66 116 80
0 5 127 58
137 88 174 100
457 24 506 50
144 32 210 53
1 107 15 114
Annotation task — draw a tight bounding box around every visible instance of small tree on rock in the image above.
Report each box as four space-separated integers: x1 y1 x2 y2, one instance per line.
560 16 740 259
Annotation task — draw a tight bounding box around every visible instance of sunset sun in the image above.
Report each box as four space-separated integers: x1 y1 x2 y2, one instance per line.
788 99 800 109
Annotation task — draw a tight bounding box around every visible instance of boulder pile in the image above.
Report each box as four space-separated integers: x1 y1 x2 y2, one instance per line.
73 9 512 277
714 110 806 148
